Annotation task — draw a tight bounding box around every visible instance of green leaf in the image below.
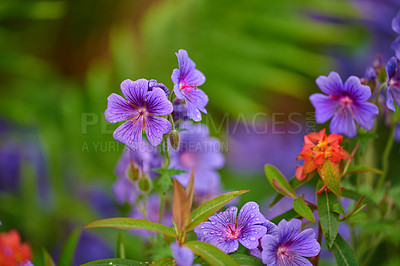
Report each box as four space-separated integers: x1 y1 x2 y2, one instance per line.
42 248 56 266
293 198 315 222
58 227 81 266
183 241 238 266
342 195 366 221
342 189 378 208
81 258 145 265
265 164 296 197
270 204 317 225
319 160 341 197
116 232 126 259
269 173 315 208
151 257 175 266
154 168 186 193
343 166 384 177
317 180 339 250
85 218 176 237
187 190 249 231
332 203 346 216
229 253 264 265
331 234 358 266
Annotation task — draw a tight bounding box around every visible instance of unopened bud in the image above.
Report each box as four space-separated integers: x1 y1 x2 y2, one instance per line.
138 174 152 194
169 130 180 150
128 163 140 182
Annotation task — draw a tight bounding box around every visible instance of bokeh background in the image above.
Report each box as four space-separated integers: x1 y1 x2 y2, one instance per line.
1 0 400 265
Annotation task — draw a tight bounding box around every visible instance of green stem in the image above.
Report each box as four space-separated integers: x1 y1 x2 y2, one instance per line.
374 83 387 105
158 193 165 224
376 126 395 192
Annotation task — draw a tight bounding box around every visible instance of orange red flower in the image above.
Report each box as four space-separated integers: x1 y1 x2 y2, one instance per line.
0 229 32 266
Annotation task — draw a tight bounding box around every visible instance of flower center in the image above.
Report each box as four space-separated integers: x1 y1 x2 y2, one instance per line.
225 223 241 239
179 81 197 92
340 95 353 106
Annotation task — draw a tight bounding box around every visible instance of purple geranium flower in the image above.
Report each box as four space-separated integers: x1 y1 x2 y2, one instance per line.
105 79 173 147
310 72 379 138
261 219 321 266
391 11 400 58
171 49 208 122
194 202 268 253
249 221 278 259
386 56 400 111
169 121 224 196
171 243 199 266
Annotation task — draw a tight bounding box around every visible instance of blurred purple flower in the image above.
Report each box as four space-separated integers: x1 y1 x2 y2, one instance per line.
171 49 208 122
169 121 224 196
386 56 400 111
171 243 198 266
72 231 113 266
113 144 162 205
194 202 267 253
129 194 172 238
391 11 400 58
172 99 188 121
261 219 320 266
105 79 173 147
395 123 400 143
310 72 379 138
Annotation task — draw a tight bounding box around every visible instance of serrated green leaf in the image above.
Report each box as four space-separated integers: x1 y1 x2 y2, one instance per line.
319 160 341 197
332 234 358 266
187 190 249 231
151 257 174 266
293 198 315 222
58 227 80 266
183 241 238 266
343 166 384 176
85 218 176 237
317 180 339 250
229 253 264 265
81 258 146 265
265 165 296 198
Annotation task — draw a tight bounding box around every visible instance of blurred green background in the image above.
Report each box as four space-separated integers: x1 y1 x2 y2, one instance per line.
1 0 400 265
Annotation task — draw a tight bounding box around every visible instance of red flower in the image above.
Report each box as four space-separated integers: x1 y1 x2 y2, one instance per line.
0 229 32 266
295 129 350 196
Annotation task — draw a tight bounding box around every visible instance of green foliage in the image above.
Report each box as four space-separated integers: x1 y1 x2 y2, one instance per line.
58 228 81 266
264 164 296 198
229 253 264 265
116 232 126 259
154 168 186 193
293 198 315 222
81 258 146 266
332 234 358 266
183 241 238 266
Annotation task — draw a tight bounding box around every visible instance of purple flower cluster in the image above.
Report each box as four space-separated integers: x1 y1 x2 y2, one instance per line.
169 121 224 196
310 72 379 138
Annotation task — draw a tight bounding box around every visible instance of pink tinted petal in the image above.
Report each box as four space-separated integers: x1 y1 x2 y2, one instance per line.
330 111 357 138
113 117 143 147
277 219 302 245
315 72 343 97
387 87 395 111
344 76 371 102
353 102 379 130
105 93 138 123
185 69 206 87
289 228 321 257
309 93 337 123
145 116 172 146
146 88 173 116
121 79 147 108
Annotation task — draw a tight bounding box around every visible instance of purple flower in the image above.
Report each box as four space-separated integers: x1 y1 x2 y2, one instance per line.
261 219 320 266
249 221 278 259
105 79 173 147
310 72 379 138
392 11 400 58
171 49 208 122
171 243 197 266
169 121 224 196
386 57 400 111
194 202 268 253
172 99 188 121
148 79 170 96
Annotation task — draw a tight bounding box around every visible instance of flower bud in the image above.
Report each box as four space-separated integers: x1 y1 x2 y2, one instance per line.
138 174 152 194
169 130 180 150
128 163 140 182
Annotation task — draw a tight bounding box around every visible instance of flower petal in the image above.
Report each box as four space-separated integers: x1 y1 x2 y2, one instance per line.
353 102 379 130
309 93 337 123
288 228 321 257
185 69 206 87
176 49 196 79
239 224 267 249
315 72 343 97
208 206 238 227
391 36 400 59
170 243 194 266
260 234 279 265
184 88 209 122
387 86 396 111
120 79 148 108
277 219 302 245
145 116 172 146
238 202 266 229
112 177 136 205
344 76 371 102
386 57 398 80
146 88 173 116
113 117 143 148
330 111 357 138
105 93 138 123
392 11 400 34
